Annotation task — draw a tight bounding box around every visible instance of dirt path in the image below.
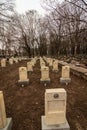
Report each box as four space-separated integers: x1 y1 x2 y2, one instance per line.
0 59 87 130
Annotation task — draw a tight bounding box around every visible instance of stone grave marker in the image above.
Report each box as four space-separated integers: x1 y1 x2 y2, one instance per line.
40 62 45 68
49 59 53 67
31 61 35 67
47 58 51 64
9 58 13 65
53 60 58 72
19 57 22 61
0 91 12 130
1 59 6 67
14 58 18 63
27 62 33 72
60 66 71 85
18 67 29 85
0 91 7 128
41 88 70 130
40 66 50 83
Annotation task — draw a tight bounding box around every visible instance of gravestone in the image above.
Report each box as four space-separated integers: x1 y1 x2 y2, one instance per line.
40 62 45 68
41 88 70 130
60 66 71 85
18 67 29 85
9 59 13 65
40 66 50 83
14 58 18 63
19 57 22 61
0 91 7 128
49 59 53 67
31 61 35 67
27 62 33 72
31 58 37 67
53 60 58 72
0 91 12 130
1 59 6 67
47 58 51 64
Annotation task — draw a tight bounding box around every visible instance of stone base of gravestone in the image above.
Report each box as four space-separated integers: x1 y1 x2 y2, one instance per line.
60 78 71 85
41 116 70 130
18 79 29 86
40 79 50 86
40 78 50 83
0 118 12 130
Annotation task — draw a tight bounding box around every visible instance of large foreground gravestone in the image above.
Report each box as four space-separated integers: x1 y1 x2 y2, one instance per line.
0 91 12 130
40 66 50 83
1 59 6 67
60 66 71 85
41 88 70 130
18 67 29 86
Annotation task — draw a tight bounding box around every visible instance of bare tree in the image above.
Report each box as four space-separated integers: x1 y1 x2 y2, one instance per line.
0 0 15 57
41 0 87 56
10 10 41 57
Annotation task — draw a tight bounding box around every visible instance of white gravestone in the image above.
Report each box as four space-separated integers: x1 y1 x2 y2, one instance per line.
53 60 58 72
0 91 12 130
1 59 6 67
31 61 35 67
60 66 71 84
18 67 29 84
19 57 22 61
40 62 45 68
9 59 13 65
14 58 18 63
40 67 50 82
47 58 51 64
49 59 53 67
41 89 70 130
27 62 33 72
45 89 66 125
0 91 7 128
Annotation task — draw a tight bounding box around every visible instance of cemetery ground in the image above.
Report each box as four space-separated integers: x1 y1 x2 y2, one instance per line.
0 59 87 130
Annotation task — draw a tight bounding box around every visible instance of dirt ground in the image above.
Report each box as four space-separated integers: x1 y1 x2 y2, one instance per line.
0 59 87 130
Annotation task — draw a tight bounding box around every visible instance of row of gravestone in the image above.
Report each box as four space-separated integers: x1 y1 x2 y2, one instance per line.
0 57 21 67
41 57 71 85
0 89 70 130
18 57 71 86
18 57 38 86
1 56 71 86
0 56 34 68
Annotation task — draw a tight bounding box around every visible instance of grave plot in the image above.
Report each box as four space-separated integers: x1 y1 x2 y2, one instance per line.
0 59 87 130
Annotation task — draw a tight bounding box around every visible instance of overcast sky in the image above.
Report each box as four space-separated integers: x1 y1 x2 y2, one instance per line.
15 0 63 16
15 0 46 16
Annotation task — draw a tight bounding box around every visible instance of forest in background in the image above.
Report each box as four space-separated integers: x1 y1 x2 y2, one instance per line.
0 0 87 58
